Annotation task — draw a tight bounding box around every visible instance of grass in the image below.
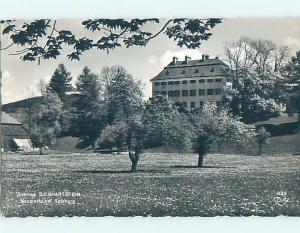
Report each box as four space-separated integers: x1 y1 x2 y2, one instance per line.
1 152 300 217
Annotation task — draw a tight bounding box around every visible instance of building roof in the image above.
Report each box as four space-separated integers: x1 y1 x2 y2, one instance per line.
150 57 233 81
1 112 22 125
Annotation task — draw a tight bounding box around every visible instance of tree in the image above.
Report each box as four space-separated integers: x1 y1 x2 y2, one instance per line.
103 66 143 122
98 121 127 153
72 66 106 148
142 95 192 152
100 66 144 171
256 127 271 156
30 91 63 154
281 51 300 123
47 64 73 101
98 95 192 172
0 19 222 61
224 37 289 123
190 104 256 167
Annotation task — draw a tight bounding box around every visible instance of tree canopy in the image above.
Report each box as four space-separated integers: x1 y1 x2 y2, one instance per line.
224 37 289 123
0 18 222 61
281 51 300 122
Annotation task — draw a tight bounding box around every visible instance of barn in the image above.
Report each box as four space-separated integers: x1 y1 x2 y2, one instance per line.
1 112 30 151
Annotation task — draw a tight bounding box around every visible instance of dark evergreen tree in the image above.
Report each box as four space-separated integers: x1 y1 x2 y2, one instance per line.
47 64 73 101
72 66 107 148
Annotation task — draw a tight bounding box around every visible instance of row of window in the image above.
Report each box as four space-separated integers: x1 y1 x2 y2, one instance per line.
154 88 223 97
165 67 216 76
154 78 223 86
182 101 222 109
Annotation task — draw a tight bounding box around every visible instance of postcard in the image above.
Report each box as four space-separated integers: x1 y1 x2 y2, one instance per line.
0 18 299 217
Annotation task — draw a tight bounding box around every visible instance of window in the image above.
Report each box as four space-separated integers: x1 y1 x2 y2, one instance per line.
207 89 214 95
182 102 187 107
154 91 160 95
210 67 215 72
161 82 166 86
168 81 174 85
190 90 196 96
190 80 196 84
168 91 174 97
182 90 189 96
174 90 180 97
154 82 160 86
165 71 169 75
215 78 222 83
199 101 205 108
207 79 214 83
191 102 196 109
174 81 180 85
195 69 199 73
199 79 205 83
216 101 222 107
182 70 186 74
182 80 188 84
161 91 167 95
199 89 205 96
215 88 222 95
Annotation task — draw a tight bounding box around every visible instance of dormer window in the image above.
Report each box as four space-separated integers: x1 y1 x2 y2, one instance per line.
182 70 186 74
210 67 215 72
165 70 170 75
195 69 199 73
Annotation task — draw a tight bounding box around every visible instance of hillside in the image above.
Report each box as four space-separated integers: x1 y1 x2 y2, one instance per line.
2 94 80 130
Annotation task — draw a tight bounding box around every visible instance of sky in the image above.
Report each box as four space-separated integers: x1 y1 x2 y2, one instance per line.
2 18 300 104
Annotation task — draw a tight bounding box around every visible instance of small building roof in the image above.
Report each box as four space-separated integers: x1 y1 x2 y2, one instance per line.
1 112 22 125
150 57 233 81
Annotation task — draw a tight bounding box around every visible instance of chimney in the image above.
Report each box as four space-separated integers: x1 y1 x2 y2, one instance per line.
215 56 219 59
201 54 205 61
172 56 178 64
184 55 191 64
205 54 209 60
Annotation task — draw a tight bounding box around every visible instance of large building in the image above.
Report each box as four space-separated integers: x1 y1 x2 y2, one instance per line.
150 55 233 109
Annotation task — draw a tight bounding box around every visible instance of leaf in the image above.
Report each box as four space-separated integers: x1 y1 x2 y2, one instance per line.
2 25 15 34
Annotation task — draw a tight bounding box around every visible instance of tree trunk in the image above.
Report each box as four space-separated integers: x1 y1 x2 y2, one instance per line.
258 144 262 156
198 153 204 168
129 149 140 172
131 159 138 172
39 147 43 155
217 142 222 153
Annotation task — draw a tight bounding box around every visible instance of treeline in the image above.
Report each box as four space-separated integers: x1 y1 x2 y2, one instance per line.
27 65 260 171
26 37 300 172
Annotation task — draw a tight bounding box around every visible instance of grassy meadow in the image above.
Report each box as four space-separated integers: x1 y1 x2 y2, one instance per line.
1 152 300 217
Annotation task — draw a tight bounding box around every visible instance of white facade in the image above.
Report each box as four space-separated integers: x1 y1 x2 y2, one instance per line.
150 55 233 109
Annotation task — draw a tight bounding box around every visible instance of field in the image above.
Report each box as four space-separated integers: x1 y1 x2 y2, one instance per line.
1 152 300 217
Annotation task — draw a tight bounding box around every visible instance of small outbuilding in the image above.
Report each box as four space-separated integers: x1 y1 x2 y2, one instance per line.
1 112 30 151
